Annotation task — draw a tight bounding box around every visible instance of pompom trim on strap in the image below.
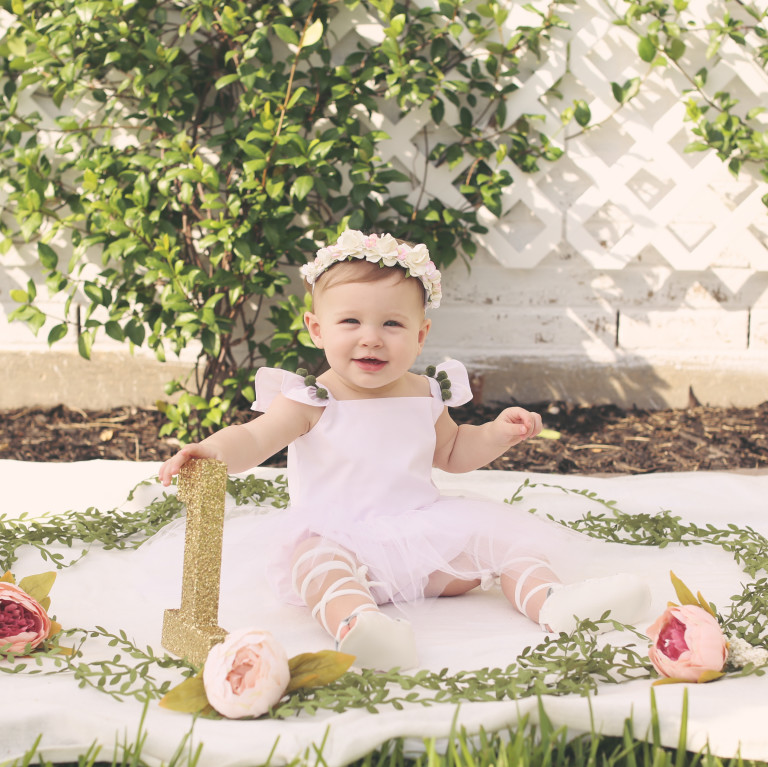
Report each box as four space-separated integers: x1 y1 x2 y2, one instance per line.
251 367 332 413
426 359 473 412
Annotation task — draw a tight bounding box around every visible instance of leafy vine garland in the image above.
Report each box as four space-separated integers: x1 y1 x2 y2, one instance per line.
1 475 766 717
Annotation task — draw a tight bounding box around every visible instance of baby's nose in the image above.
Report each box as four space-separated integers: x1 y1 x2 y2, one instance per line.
360 326 383 346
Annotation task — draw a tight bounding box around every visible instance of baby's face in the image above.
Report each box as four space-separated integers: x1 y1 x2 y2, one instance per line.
304 272 431 396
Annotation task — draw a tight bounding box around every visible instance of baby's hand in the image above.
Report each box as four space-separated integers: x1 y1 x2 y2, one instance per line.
158 443 221 487
492 407 542 448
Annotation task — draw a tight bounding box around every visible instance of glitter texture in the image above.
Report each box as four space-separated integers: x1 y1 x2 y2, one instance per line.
162 458 228 666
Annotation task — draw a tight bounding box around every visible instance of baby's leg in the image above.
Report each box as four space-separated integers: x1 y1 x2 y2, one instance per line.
497 552 651 633
290 536 378 639
424 562 482 598
424 549 559 622
500 559 560 625
290 536 419 670
490 545 650 633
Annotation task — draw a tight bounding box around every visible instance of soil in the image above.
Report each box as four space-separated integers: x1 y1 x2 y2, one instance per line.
2 398 767 474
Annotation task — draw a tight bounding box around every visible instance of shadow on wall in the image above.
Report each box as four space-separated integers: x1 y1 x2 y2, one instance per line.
467 353 768 410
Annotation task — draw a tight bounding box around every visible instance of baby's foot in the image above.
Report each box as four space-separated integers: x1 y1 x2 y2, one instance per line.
539 573 651 634
336 610 419 671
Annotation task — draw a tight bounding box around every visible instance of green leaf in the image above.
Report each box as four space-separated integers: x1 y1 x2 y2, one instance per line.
273 24 299 46
430 98 445 125
125 319 145 346
83 169 98 192
302 18 324 48
18 571 56 604
290 176 314 201
105 321 124 342
667 38 685 61
84 283 111 306
696 591 717 618
696 669 724 683
669 571 699 607
159 673 210 713
611 78 640 105
574 100 591 127
78 330 93 360
10 289 28 303
38 243 58 270
215 74 240 90
638 36 656 62
285 650 355 693
47 323 68 345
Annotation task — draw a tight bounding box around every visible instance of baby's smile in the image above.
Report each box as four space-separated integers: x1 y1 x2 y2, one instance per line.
354 357 387 371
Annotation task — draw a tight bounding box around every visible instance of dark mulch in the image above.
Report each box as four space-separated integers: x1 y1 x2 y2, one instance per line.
2 399 767 474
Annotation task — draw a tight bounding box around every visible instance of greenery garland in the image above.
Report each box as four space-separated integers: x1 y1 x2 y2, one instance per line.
1 475 766 716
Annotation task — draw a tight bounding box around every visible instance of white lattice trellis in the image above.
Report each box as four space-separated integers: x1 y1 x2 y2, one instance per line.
328 0 768 273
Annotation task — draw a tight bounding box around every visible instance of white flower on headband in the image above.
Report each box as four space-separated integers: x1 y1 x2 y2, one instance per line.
300 230 442 308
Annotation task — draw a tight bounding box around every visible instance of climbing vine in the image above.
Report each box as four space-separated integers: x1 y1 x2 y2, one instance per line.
610 0 768 203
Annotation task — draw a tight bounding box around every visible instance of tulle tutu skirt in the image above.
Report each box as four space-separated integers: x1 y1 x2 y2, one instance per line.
216 494 602 607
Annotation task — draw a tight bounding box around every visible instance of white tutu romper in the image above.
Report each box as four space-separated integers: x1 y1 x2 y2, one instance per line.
252 359 591 609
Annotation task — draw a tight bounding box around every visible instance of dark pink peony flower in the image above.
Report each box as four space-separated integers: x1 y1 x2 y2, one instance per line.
0 581 52 653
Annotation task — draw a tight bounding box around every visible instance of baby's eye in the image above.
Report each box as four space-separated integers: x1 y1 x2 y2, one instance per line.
384 320 403 327
341 318 359 325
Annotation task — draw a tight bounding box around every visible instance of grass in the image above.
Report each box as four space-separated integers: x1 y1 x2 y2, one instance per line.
4 693 768 767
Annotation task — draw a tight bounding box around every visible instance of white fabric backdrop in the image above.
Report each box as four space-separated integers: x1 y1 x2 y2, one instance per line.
1 460 767 766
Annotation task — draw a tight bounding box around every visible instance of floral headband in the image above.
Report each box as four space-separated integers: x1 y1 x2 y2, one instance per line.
299 229 442 308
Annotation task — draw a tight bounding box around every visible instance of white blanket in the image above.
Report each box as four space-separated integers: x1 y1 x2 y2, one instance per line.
1 459 767 766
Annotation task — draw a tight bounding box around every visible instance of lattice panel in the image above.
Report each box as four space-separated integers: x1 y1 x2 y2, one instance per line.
329 0 768 272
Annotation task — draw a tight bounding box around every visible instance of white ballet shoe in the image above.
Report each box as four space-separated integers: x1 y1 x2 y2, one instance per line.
337 609 419 671
538 573 651 635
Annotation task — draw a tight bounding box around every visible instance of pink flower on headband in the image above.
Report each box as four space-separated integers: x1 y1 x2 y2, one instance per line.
300 229 442 307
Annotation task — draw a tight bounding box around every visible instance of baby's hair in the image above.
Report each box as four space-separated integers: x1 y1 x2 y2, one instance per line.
305 248 428 309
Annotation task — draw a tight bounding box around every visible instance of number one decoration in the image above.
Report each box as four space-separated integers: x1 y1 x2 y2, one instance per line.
162 458 228 665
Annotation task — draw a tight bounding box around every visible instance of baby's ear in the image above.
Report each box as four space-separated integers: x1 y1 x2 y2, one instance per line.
417 317 431 351
304 311 323 348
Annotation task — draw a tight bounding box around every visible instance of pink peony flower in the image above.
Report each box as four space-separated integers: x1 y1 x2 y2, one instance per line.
0 582 52 653
647 604 727 682
202 628 290 718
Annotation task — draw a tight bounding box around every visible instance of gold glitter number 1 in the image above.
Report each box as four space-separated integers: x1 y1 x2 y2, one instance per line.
162 458 228 666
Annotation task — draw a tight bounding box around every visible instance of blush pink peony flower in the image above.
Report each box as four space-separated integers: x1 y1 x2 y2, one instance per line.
0 581 52 653
647 604 727 682
202 628 290 719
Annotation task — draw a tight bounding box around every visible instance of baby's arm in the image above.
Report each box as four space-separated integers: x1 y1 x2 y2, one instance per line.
158 395 316 486
432 405 542 473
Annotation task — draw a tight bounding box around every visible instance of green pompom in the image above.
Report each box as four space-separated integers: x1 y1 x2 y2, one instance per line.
439 378 451 389
441 388 452 401
316 387 329 399
425 365 436 377
436 370 448 381
303 374 317 386
296 368 308 377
